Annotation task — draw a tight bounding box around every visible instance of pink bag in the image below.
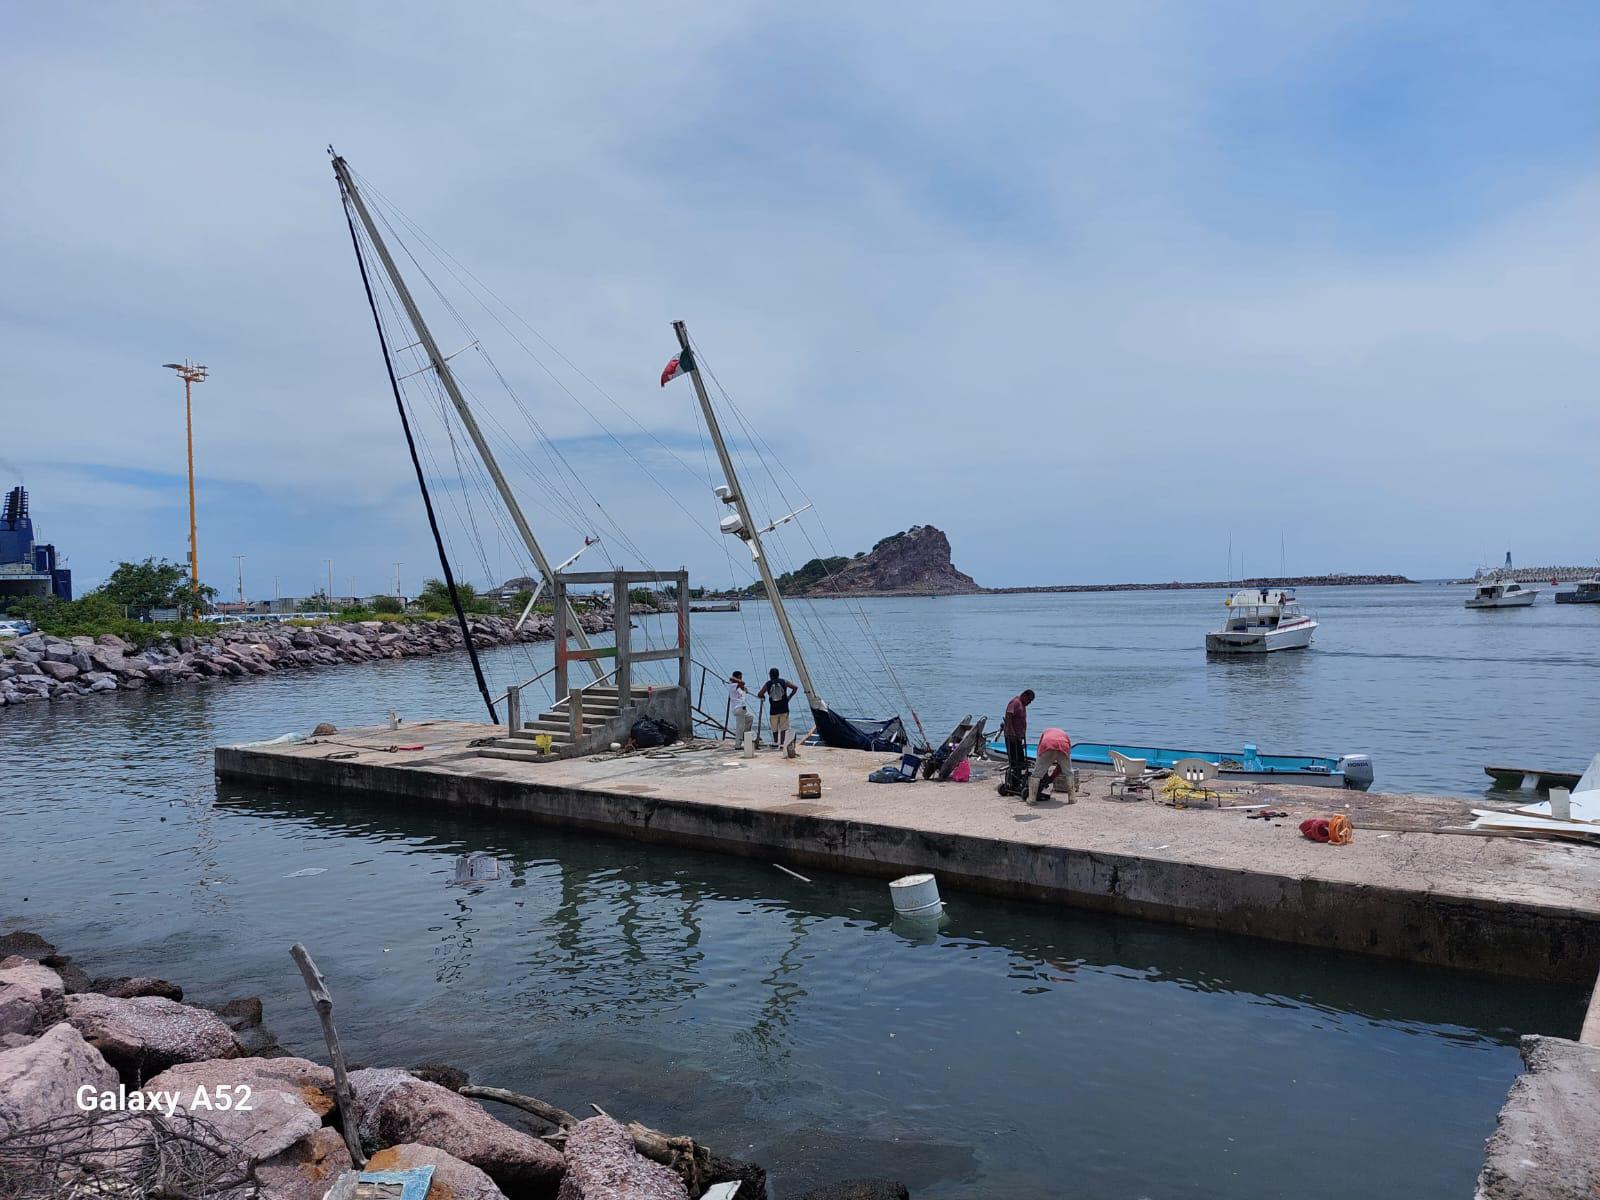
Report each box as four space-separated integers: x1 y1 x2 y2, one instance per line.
949 759 971 782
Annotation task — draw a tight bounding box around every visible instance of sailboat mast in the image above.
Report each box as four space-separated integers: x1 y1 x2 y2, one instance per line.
672 320 826 712
332 156 601 680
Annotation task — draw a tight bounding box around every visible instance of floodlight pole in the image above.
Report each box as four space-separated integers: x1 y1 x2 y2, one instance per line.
163 361 208 610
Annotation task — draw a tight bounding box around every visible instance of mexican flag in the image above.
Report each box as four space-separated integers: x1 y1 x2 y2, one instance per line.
659 345 696 387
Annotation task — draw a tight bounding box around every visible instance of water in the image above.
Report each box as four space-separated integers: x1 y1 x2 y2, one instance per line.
3 586 1592 1197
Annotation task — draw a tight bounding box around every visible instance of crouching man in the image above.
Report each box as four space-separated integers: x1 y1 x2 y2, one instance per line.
1028 726 1075 805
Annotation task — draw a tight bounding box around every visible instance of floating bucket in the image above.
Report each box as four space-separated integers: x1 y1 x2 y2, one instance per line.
889 872 943 918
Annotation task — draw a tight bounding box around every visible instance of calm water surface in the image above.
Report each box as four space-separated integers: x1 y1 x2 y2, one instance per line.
2 586 1592 1197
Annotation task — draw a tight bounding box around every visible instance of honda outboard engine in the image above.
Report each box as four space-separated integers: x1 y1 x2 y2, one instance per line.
1338 754 1374 791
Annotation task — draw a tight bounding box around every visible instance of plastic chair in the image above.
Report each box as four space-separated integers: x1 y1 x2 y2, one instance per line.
1164 757 1220 807
1109 750 1152 799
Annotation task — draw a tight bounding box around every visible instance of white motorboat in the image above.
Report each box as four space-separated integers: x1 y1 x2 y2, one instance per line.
1465 579 1538 609
1205 587 1317 654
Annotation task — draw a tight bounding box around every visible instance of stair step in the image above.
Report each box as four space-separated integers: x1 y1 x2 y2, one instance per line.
519 720 602 736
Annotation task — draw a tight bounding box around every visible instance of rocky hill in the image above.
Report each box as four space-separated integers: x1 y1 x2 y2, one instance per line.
801 525 981 596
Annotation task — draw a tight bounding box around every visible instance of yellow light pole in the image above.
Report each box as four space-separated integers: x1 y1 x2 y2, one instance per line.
162 361 208 609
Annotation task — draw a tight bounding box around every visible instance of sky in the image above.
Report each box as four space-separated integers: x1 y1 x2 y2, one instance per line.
2 2 1597 596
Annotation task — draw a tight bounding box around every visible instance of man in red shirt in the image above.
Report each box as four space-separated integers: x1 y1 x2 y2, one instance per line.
1000 689 1034 796
1028 726 1074 805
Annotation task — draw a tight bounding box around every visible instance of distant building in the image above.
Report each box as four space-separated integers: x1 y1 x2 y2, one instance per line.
0 486 71 607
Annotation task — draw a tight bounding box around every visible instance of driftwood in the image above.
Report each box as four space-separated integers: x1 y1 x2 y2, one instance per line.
460 1084 761 1198
289 943 366 1168
937 715 987 781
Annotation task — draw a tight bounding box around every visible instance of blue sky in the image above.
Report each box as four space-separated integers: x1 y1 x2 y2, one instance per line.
3 2 1597 595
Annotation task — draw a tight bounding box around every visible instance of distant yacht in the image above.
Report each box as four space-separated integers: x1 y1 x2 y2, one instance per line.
1466 578 1538 609
1205 587 1316 653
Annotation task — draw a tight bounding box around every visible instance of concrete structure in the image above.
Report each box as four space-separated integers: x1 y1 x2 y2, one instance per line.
0 486 70 606
214 723 1600 983
1476 1035 1600 1200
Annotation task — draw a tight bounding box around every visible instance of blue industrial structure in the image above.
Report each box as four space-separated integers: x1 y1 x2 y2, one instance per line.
0 486 71 607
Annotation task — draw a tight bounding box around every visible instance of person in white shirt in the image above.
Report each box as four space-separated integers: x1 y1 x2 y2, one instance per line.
727 671 752 742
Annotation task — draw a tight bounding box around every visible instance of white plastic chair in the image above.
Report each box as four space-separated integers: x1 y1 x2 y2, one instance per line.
1167 757 1220 807
1109 750 1151 799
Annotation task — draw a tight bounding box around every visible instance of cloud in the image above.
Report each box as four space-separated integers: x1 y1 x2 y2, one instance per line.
3 2 1597 592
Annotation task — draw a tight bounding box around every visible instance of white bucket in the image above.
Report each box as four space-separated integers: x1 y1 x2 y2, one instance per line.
889 872 943 918
1550 788 1572 820
742 732 757 758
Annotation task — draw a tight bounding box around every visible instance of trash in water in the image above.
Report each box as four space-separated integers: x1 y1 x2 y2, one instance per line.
285 867 328 878
453 852 501 885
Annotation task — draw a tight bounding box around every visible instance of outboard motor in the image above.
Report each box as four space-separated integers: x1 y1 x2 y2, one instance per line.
1338 754 1374 791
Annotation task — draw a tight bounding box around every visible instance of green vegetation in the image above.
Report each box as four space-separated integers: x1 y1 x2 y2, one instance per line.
743 555 853 597
418 577 497 615
7 592 212 648
5 557 219 647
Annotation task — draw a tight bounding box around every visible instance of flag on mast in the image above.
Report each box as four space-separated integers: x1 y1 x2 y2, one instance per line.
660 346 695 387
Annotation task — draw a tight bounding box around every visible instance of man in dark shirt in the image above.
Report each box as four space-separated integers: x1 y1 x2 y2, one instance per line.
1001 689 1035 796
758 667 799 749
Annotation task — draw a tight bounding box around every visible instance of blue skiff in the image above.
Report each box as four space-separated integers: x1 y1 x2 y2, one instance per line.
985 737 1373 790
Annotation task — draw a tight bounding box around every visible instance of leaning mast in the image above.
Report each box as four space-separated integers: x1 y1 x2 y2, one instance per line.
333 155 602 680
671 319 827 714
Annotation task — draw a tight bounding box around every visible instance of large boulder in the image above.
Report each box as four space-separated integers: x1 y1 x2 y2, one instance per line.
557 1116 688 1200
91 975 184 1001
363 1143 508 1200
141 1056 334 1160
65 992 240 1084
348 1067 564 1192
0 932 55 962
0 1022 118 1135
256 1127 354 1200
0 955 65 1037
38 659 79 681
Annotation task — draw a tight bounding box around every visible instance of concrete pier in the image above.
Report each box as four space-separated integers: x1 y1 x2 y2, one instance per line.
214 720 1600 983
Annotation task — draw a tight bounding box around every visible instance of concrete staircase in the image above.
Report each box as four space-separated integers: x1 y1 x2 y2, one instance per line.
476 685 690 763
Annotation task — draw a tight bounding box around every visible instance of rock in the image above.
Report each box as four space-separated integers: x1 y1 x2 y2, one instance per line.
792 1183 911 1200
0 1022 118 1135
0 931 56 961
0 956 65 1037
800 525 981 597
69 649 93 672
96 633 133 652
348 1067 564 1192
0 1032 33 1051
213 996 264 1031
557 1116 688 1200
40 955 92 994
142 1056 335 1160
410 1061 469 1091
87 675 119 692
65 993 240 1084
41 643 72 662
257 1126 354 1200
311 722 339 736
38 659 79 680
364 1143 508 1200
91 975 185 1001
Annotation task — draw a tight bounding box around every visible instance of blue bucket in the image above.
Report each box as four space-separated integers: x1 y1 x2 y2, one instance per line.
897 753 922 780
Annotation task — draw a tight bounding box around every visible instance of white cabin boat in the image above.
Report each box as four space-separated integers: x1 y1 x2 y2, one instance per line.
1205 587 1317 654
1466 579 1538 609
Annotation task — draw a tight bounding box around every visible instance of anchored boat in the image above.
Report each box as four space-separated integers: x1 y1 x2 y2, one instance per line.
1205 587 1316 654
1466 578 1538 608
1555 577 1600 605
988 735 1374 790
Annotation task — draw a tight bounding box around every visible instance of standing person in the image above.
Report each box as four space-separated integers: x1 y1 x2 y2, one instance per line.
727 671 752 743
1028 726 1074 805
758 667 799 750
1000 688 1035 796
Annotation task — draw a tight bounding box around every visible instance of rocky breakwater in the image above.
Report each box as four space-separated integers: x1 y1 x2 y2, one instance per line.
0 931 910 1200
0 611 614 709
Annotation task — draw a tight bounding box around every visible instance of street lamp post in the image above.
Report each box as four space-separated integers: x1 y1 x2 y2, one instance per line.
162 362 208 610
